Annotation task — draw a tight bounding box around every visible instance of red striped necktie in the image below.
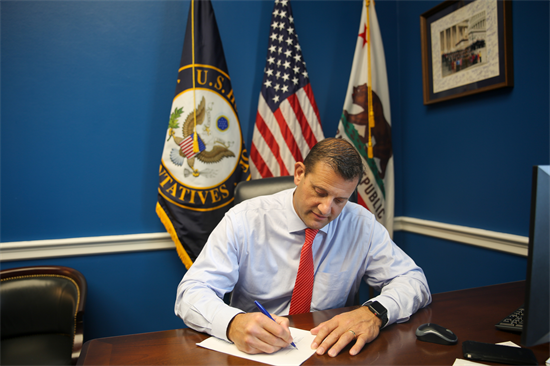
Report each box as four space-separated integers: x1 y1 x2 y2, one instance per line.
289 228 319 315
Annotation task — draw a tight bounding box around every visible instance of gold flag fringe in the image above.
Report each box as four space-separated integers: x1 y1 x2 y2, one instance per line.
156 202 194 269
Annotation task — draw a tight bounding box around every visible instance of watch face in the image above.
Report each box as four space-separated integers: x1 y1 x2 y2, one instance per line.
366 301 388 327
369 302 387 316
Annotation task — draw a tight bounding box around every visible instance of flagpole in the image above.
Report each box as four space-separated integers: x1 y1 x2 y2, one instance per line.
366 0 374 159
191 0 199 153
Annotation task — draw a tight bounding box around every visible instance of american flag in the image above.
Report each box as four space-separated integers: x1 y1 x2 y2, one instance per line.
250 0 324 179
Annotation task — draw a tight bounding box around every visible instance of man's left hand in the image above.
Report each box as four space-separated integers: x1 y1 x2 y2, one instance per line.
310 306 382 357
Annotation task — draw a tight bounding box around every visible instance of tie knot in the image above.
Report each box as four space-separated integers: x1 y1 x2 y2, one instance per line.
305 228 319 244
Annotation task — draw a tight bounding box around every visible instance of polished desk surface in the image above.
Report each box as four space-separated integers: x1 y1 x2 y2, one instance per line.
78 281 549 365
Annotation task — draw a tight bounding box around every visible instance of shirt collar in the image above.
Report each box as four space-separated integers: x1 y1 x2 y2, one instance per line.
284 188 329 235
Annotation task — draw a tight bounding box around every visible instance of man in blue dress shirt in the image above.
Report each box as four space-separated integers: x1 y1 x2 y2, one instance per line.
175 138 431 357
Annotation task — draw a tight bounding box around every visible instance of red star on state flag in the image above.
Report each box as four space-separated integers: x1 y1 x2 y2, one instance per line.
358 24 368 47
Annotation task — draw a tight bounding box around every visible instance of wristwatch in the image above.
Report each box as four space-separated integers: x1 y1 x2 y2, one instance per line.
365 301 388 327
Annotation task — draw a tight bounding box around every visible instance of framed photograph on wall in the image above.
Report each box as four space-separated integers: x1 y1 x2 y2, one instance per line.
420 0 513 105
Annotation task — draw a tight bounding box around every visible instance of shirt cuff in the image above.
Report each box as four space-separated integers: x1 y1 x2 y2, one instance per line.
211 305 245 342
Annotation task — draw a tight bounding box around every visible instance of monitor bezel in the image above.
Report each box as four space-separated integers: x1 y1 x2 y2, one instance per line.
521 165 550 347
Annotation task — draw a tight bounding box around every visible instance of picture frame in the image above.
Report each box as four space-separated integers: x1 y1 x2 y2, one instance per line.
420 0 513 105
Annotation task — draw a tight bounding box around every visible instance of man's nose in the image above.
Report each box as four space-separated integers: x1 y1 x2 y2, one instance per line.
318 198 332 215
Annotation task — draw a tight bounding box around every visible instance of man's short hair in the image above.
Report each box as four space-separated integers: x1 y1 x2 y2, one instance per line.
303 138 363 181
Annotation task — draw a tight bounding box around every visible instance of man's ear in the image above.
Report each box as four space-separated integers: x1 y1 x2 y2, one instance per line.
294 162 305 186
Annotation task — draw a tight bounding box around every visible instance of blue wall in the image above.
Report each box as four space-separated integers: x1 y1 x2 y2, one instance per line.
388 0 548 294
393 1 549 236
2 251 185 339
2 0 548 341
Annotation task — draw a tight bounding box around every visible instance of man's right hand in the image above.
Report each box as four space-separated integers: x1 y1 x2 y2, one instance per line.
227 312 294 354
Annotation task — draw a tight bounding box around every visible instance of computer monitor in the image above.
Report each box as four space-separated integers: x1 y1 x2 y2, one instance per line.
521 165 550 347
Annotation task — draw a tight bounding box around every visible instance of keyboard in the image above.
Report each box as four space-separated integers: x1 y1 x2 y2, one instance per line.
495 305 524 333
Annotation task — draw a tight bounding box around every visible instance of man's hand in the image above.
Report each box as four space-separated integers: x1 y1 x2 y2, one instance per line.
310 306 382 357
227 312 294 354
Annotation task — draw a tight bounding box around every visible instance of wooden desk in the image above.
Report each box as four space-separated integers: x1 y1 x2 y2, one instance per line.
77 282 549 365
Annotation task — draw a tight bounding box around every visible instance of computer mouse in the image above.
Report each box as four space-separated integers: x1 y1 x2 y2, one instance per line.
415 323 458 345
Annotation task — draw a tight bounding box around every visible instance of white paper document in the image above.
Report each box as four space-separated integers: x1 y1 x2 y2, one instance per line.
453 358 489 366
496 341 520 348
197 327 317 366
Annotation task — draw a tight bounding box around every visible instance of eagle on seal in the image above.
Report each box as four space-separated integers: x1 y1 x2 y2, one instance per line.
168 96 235 177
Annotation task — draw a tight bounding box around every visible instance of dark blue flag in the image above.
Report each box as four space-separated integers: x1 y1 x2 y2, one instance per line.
157 0 250 269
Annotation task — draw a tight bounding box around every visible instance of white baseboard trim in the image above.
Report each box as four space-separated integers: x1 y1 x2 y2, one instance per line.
394 216 528 256
0 217 528 262
0 232 175 262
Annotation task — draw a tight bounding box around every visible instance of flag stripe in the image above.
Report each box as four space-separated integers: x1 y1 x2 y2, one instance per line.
287 93 314 150
273 107 304 164
302 84 324 141
179 136 196 159
257 95 295 175
294 87 322 148
281 92 316 162
277 99 308 167
250 141 273 178
253 110 290 177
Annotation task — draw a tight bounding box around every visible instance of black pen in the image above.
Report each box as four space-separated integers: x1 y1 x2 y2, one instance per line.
254 300 298 349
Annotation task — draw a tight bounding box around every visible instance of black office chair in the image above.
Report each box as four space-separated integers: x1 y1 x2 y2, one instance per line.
0 266 87 365
235 175 358 205
234 175 296 205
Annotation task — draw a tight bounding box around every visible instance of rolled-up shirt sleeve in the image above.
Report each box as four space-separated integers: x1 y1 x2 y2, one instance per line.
174 215 244 342
361 219 432 327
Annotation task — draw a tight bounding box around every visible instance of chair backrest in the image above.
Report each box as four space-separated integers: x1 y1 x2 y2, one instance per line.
234 176 296 205
234 175 358 205
0 266 87 365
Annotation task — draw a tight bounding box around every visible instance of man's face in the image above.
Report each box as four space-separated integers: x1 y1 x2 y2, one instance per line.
292 161 359 230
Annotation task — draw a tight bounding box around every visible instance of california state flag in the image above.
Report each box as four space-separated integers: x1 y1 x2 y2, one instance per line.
335 0 394 235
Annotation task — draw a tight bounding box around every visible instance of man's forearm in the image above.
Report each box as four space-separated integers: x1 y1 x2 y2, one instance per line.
175 281 243 341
